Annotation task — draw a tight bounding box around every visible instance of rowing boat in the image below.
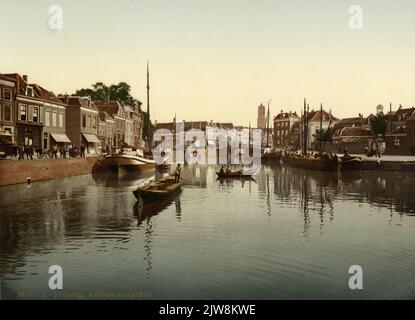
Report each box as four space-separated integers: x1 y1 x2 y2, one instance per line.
133 177 182 200
216 170 253 178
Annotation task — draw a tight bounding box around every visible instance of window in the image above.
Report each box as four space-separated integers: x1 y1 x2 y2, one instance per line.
87 115 91 128
33 107 39 122
45 110 50 126
26 87 33 97
59 113 63 128
3 88 12 101
20 104 27 121
82 114 86 128
52 112 57 127
92 116 97 129
4 105 11 121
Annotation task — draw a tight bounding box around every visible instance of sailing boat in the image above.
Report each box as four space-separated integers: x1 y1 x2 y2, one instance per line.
285 99 338 171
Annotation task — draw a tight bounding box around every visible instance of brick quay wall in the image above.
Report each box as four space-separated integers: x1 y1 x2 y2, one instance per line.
0 156 108 186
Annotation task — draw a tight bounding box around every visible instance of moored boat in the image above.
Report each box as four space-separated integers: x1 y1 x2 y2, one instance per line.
285 154 338 171
339 155 362 170
104 149 155 172
133 176 182 200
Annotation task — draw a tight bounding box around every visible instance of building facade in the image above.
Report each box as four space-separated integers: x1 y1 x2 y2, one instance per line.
0 75 16 145
273 111 299 148
60 95 100 153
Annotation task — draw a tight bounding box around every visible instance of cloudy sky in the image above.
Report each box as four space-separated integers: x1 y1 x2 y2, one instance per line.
1 0 414 125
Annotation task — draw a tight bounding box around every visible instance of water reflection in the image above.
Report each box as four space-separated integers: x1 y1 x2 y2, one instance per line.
1 164 415 299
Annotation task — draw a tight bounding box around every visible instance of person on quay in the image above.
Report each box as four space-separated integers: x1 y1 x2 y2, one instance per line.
226 166 231 173
26 144 33 160
18 143 24 160
174 163 182 183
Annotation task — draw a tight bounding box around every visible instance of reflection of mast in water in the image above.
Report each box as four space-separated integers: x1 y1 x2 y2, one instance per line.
143 217 153 278
266 171 271 216
175 198 182 221
319 184 324 235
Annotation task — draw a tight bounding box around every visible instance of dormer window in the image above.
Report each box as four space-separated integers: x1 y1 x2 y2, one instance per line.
26 86 33 97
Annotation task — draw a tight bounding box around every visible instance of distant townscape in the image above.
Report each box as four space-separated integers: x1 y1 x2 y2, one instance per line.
0 72 414 158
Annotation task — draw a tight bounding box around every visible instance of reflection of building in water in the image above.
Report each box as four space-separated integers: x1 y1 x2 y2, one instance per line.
0 174 135 278
181 165 208 187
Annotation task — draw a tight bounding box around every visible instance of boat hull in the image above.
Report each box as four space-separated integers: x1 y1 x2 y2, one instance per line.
285 156 338 171
104 154 155 172
339 157 362 170
133 178 183 201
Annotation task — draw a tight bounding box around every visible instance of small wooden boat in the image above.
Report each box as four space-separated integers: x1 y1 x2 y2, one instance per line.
339 155 362 170
133 177 182 200
216 170 253 178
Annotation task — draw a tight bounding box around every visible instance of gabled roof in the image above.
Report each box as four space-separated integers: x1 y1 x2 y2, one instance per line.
94 101 124 117
308 109 339 122
274 111 299 120
391 106 415 121
31 83 63 104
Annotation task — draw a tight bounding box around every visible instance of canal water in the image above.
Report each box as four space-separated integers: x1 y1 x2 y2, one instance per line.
1 164 414 299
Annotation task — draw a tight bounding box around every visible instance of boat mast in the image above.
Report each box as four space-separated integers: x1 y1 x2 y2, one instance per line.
303 98 307 156
266 99 271 148
319 102 323 155
146 61 151 147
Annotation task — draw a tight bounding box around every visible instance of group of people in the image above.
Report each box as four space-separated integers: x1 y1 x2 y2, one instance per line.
16 143 87 160
218 166 232 175
17 144 34 160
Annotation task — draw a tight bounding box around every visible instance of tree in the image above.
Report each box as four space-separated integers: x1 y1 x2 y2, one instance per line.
313 126 336 143
73 81 152 139
370 114 388 136
74 82 139 106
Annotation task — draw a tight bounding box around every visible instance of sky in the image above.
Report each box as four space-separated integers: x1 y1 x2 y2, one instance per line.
1 0 414 126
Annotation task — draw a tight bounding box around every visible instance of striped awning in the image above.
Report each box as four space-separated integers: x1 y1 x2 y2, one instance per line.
50 133 71 143
82 133 100 143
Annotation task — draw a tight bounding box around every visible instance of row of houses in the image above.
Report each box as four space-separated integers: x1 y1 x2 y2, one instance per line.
270 104 415 155
0 73 144 154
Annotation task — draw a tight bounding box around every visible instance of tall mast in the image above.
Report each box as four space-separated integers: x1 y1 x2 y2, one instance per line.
303 98 307 155
146 61 151 147
319 102 323 154
266 100 271 147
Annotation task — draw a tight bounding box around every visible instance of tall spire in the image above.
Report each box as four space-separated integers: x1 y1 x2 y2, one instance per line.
146 61 151 146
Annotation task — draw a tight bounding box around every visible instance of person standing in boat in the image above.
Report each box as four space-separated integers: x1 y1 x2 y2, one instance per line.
219 166 225 175
174 163 182 182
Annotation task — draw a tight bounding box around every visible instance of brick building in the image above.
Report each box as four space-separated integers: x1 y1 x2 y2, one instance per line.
257 103 266 129
94 101 127 149
60 95 100 153
0 75 16 144
273 110 299 148
98 111 115 151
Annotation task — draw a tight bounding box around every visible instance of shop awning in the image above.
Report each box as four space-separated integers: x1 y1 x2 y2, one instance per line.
50 133 71 143
82 133 100 143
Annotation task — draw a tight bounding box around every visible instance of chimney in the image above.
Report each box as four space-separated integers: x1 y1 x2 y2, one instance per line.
23 75 28 82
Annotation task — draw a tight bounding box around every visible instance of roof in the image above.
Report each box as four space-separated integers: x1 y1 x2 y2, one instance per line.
274 111 299 120
1 73 63 104
94 101 123 116
61 96 98 110
386 126 406 136
307 109 339 122
339 127 374 137
98 111 114 122
391 106 415 121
